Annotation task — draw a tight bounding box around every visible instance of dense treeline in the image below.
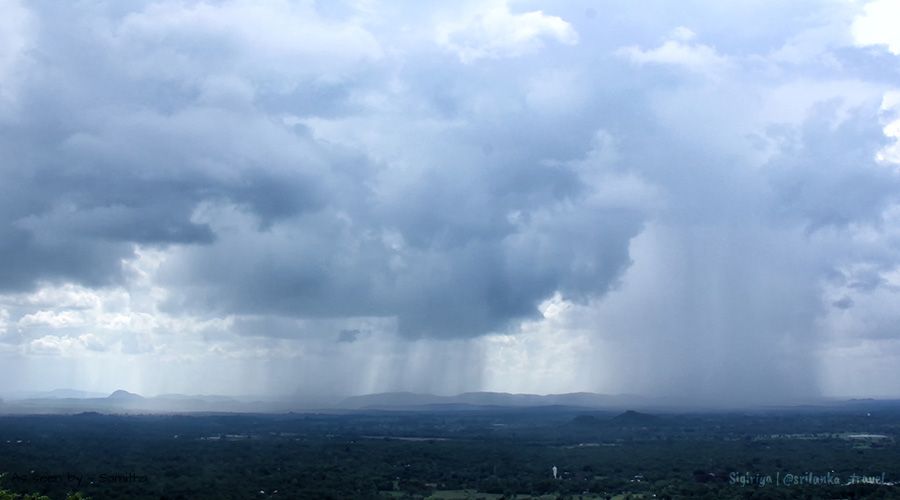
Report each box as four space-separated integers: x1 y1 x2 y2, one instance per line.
0 407 898 499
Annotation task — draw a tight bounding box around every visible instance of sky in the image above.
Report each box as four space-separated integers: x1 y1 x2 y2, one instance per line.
1 0 900 404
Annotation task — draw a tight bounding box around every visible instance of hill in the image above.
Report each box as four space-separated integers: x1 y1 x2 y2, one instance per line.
610 410 660 426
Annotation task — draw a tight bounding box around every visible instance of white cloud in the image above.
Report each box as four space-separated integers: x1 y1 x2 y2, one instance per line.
18 310 85 329
0 308 8 336
618 27 730 76
878 90 900 166
28 335 85 356
23 284 105 309
0 249 234 361
437 2 577 62
852 0 900 54
670 26 696 42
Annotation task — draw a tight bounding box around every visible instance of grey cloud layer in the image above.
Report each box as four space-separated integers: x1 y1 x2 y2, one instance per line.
1 0 649 338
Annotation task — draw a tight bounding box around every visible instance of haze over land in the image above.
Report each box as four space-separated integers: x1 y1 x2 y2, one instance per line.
1 0 900 405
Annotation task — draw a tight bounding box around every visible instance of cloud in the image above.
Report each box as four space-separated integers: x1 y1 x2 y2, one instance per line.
158 179 645 338
878 90 900 167
763 101 899 229
0 0 32 105
0 1 365 291
617 27 730 76
2 0 900 401
852 0 900 55
27 334 105 356
18 310 85 329
0 309 8 336
117 0 383 86
437 2 577 62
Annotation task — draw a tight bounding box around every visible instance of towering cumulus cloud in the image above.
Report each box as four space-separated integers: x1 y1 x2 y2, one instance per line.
0 0 898 403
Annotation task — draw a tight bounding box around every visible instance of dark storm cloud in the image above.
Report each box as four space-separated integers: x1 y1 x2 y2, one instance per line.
0 0 365 291
159 184 645 338
0 102 331 290
149 54 651 337
0 0 648 338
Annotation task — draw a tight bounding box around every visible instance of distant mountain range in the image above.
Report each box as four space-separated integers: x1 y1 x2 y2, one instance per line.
0 389 651 414
2 389 899 415
0 389 284 414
